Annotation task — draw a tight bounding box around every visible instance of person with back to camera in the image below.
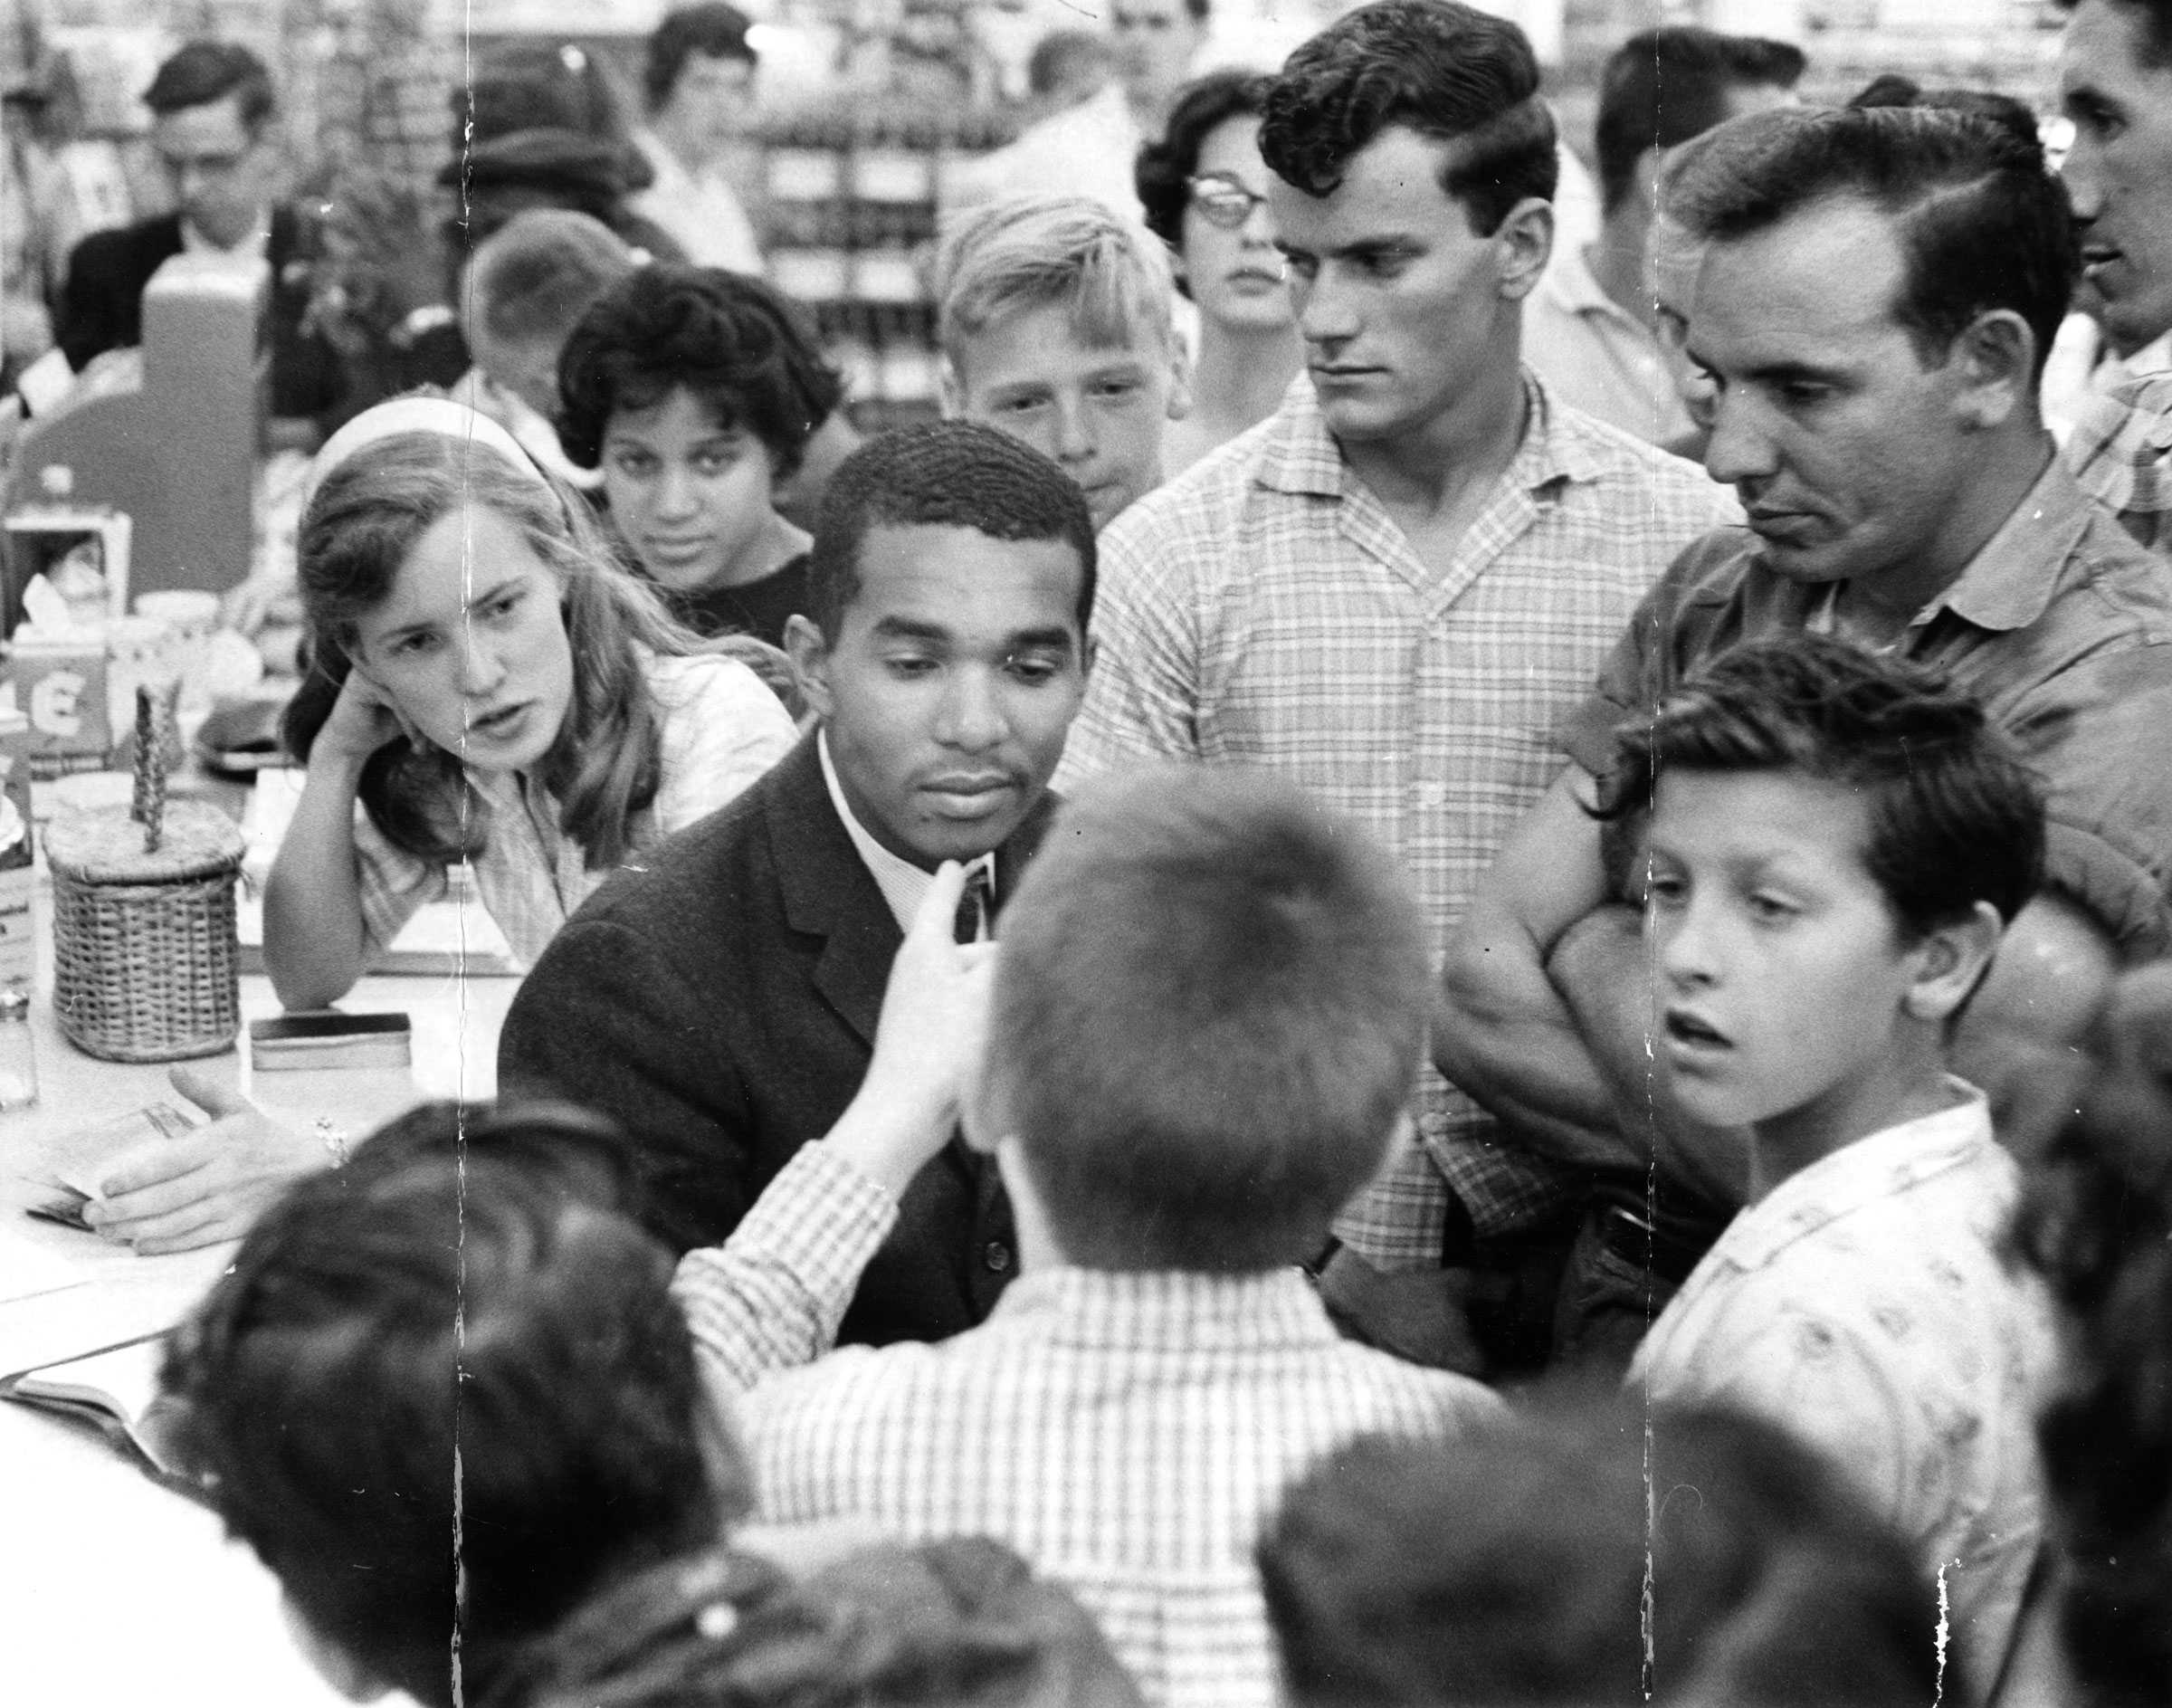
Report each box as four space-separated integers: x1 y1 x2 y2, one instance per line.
157 1102 753 1708
556 262 845 648
667 764 1504 1706
1135 71 1300 472
1608 636 2062 1703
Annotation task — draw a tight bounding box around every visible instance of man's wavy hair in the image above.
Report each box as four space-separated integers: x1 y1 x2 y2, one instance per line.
1595 634 2045 940
1664 103 2078 380
1258 0 1557 234
283 429 700 870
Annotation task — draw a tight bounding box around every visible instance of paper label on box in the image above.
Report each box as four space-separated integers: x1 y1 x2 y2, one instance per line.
1 653 113 774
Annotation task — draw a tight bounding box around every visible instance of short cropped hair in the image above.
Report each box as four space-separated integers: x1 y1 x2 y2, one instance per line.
805 419 1095 640
144 39 273 132
1845 73 2044 150
986 766 1429 1273
1594 26 1805 215
1259 0 1557 235
510 1539 1145 1708
1137 70 1277 249
557 262 844 480
469 208 638 348
161 1105 731 1708
1260 1402 1939 1707
644 3 757 110
1665 103 2078 379
934 195 1176 371
2054 0 2172 67
1596 635 2045 939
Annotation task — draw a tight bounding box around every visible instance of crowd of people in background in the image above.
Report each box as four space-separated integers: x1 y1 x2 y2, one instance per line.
9 0 2172 1703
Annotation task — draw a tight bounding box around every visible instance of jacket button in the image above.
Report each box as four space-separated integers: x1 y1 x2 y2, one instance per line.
982 1240 1013 1274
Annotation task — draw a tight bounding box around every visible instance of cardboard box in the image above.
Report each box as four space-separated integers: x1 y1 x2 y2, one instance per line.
1 643 115 778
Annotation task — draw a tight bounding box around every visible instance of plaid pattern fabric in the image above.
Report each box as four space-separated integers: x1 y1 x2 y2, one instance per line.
352 652 795 967
1056 375 1738 1259
683 1150 1503 1708
2068 371 2172 558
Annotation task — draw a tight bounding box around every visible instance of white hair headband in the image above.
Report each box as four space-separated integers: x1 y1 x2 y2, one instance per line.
300 394 554 518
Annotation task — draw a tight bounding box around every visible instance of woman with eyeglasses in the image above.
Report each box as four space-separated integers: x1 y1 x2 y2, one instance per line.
1135 72 1301 473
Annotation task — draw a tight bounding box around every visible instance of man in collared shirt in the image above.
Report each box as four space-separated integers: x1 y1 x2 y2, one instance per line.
55 41 342 430
500 423 1093 1346
1524 25 1804 452
2055 0 2172 543
1443 103 2172 1369
1053 0 1734 1369
673 767 1502 1708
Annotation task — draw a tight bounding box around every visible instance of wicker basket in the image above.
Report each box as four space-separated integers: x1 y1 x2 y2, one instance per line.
46 799 244 1062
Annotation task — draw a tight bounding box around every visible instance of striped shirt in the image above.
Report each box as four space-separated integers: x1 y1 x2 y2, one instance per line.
351 650 796 968
676 1144 1502 1708
1055 373 1737 1258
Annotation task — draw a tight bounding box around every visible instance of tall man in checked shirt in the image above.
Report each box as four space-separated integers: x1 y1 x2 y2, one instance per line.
1443 103 2172 1370
1052 0 1736 1373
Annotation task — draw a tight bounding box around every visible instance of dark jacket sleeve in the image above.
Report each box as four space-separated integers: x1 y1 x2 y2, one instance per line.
56 226 148 374
500 914 757 1255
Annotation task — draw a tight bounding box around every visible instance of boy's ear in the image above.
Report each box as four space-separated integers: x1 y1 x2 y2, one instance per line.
783 614 834 723
1163 334 1194 424
1903 901 2004 1025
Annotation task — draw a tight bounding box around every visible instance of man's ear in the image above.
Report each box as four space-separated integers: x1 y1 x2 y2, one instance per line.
1494 196 1555 302
1163 334 1194 424
938 354 965 419
1949 310 2034 431
783 613 834 723
1903 900 2004 1025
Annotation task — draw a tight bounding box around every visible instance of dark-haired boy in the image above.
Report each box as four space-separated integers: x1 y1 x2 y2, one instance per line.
159 1102 736 1708
673 765 1501 1708
1609 636 2062 1703
500 421 1092 1346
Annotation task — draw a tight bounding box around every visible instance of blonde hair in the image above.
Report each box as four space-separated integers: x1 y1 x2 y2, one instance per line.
933 195 1176 369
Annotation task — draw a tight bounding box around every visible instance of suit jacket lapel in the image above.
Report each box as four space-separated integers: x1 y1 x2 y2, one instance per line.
767 736 898 1048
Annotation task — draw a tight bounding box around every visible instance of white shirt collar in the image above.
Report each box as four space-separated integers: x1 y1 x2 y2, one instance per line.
818 730 995 935
179 211 272 259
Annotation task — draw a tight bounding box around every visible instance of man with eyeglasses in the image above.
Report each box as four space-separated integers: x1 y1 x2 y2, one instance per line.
55 40 342 433
1055 0 1733 1379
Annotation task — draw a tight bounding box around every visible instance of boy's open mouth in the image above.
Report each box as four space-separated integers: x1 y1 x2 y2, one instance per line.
1663 1008 1730 1051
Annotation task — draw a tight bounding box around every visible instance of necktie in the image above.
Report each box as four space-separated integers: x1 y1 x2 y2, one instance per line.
953 864 994 944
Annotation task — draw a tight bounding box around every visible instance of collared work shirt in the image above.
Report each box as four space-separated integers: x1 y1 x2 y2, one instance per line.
1631 1089 2060 1706
1055 374 1737 1258
1564 453 2172 959
1523 241 1696 449
2068 369 2172 559
676 1144 1503 1708
351 651 795 968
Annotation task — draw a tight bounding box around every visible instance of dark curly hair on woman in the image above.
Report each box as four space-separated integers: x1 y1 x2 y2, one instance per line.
556 263 843 479
1136 71 1275 251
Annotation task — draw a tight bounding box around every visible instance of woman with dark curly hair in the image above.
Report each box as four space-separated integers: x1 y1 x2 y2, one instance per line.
1135 71 1300 471
558 262 848 646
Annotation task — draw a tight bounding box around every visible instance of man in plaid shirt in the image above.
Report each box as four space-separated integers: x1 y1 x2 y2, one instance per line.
672 768 1502 1708
1050 0 1735 1372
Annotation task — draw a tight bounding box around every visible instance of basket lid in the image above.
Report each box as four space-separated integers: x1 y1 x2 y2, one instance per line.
45 799 244 883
